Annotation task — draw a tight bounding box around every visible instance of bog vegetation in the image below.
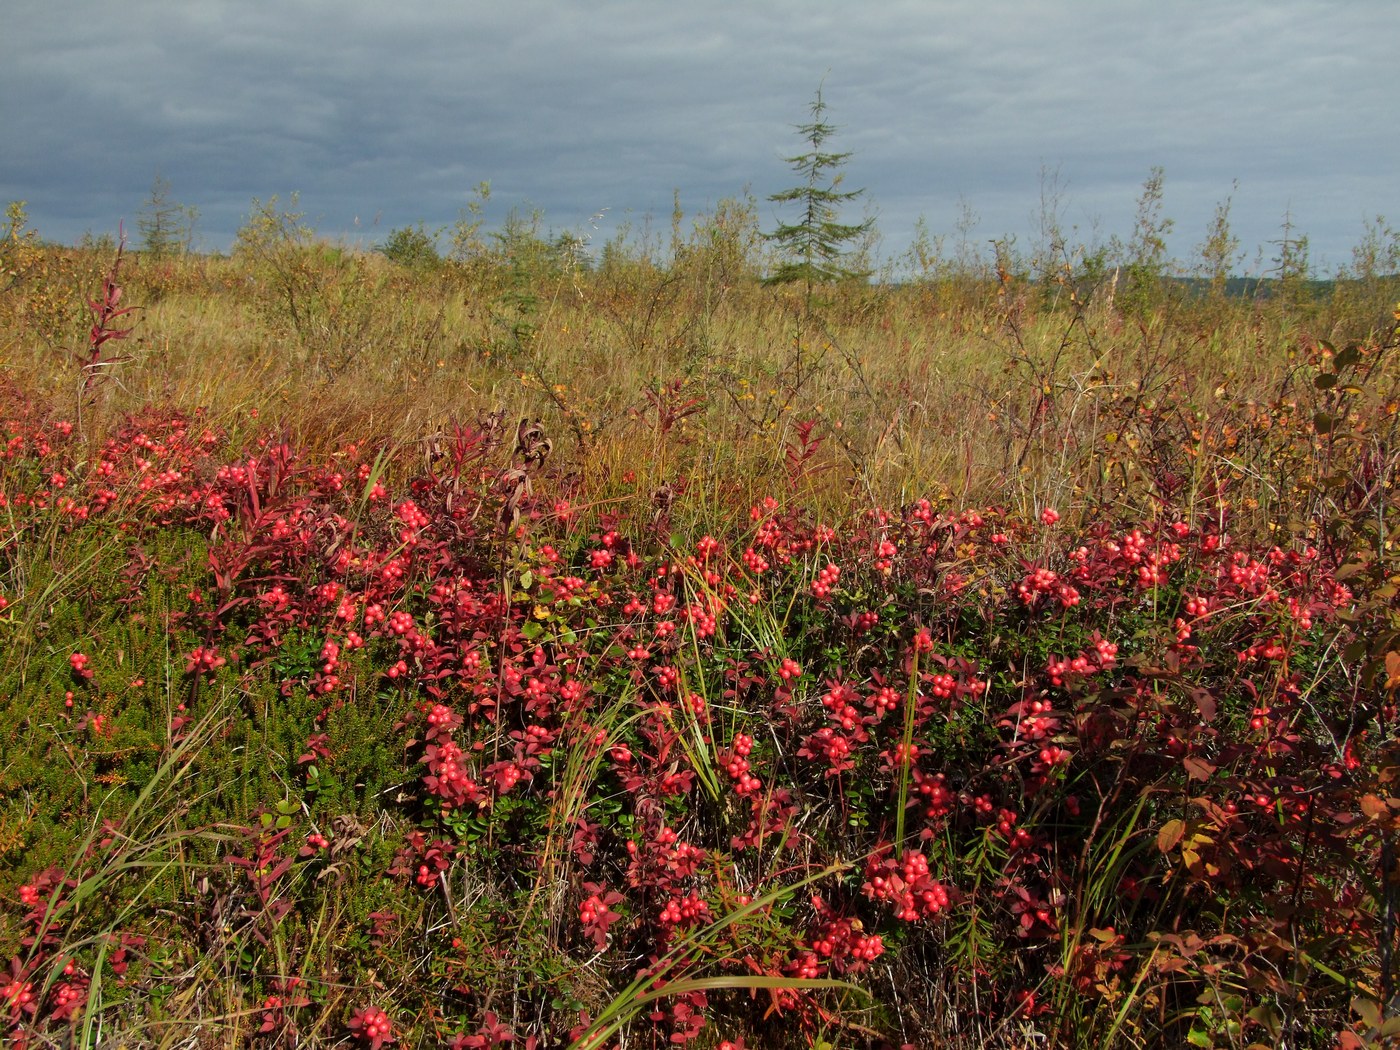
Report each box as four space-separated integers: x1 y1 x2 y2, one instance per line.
0 174 1398 1050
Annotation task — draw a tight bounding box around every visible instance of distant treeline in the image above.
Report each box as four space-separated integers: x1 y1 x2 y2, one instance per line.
1171 274 1399 300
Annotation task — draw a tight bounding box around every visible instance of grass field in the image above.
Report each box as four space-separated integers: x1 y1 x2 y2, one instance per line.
1 202 1398 1048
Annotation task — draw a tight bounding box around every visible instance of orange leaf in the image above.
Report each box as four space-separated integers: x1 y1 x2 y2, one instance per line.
1360 795 1390 820
1157 819 1185 853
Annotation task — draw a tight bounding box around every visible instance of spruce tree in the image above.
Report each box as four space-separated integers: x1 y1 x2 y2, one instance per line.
764 85 872 305
136 173 198 258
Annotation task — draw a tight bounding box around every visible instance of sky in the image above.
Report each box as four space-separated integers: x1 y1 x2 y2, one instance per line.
4 0 1398 276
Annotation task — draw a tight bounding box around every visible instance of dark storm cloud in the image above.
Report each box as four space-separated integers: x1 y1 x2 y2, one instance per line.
3 1 1396 272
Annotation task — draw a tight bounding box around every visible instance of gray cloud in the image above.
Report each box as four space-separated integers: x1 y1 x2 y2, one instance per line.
3 0 1397 272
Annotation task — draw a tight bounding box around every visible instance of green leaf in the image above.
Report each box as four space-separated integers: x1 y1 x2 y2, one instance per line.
1248 1002 1282 1036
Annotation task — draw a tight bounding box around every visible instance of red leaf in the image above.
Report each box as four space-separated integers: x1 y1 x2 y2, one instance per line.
1182 757 1216 782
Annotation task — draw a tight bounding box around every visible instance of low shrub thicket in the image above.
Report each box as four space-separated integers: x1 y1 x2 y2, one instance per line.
0 356 1395 1047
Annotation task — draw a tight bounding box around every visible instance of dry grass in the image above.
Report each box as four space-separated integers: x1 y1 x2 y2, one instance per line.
3 239 1389 533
